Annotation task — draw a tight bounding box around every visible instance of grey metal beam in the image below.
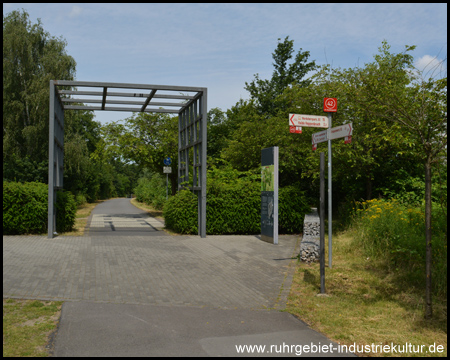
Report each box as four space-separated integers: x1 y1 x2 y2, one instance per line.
101 87 107 110
179 91 204 113
178 109 183 190
58 90 196 100
63 105 179 113
48 80 55 239
54 80 204 93
199 89 207 238
141 89 157 112
63 98 184 107
49 80 207 240
175 88 207 238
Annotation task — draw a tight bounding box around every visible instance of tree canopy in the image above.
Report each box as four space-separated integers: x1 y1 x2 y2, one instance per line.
3 9 135 200
3 9 76 167
244 36 317 116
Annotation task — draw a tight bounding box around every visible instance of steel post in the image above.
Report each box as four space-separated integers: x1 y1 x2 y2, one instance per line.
327 113 332 269
48 81 55 239
320 152 326 293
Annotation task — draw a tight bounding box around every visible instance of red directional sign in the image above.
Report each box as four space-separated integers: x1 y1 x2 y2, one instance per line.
323 98 337 112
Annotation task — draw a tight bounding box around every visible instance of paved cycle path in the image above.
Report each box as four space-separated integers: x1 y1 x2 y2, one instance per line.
3 198 353 357
86 198 166 236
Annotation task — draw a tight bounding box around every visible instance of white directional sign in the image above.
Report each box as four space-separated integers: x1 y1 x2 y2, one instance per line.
329 123 353 140
312 129 328 144
312 123 353 145
289 114 329 128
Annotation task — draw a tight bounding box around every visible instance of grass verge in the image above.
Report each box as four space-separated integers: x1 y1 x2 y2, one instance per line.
286 230 447 357
3 299 63 357
130 198 164 220
60 200 106 236
131 198 181 235
130 198 183 235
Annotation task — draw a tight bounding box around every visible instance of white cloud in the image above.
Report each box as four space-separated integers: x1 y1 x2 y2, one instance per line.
68 5 82 18
415 55 447 78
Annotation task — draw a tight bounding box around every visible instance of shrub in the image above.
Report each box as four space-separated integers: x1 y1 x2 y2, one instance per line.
75 193 87 207
163 189 198 234
206 175 260 234
3 181 47 234
163 167 311 235
3 181 76 235
351 198 447 297
55 190 77 233
279 185 311 234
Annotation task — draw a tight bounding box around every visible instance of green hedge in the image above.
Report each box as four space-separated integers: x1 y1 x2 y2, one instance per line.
206 177 261 234
278 185 311 233
163 189 198 234
3 181 77 235
55 190 77 233
163 167 310 235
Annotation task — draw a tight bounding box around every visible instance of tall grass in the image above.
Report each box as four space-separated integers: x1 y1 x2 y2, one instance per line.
351 198 447 298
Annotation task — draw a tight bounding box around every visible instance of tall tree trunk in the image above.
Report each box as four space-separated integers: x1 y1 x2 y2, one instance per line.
424 155 432 319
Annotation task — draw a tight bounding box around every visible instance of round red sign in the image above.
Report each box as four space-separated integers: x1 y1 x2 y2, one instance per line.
324 98 337 112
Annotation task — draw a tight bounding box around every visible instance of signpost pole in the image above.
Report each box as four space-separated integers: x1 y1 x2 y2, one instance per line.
320 152 326 293
327 113 332 269
306 99 349 270
163 157 172 200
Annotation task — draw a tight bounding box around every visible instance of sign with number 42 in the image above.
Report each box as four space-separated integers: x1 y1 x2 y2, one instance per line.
324 98 337 112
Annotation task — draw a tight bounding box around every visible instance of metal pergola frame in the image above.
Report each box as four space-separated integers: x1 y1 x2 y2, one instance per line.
48 80 207 238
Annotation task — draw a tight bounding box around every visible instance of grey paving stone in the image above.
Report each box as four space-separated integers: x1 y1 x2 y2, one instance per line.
3 234 300 310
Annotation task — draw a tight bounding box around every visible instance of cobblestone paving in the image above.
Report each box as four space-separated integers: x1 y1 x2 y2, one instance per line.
3 235 299 310
89 214 165 229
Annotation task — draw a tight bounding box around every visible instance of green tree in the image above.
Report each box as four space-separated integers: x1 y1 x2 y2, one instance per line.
280 61 423 202
221 38 319 192
346 41 447 319
207 107 231 161
63 109 103 198
3 9 76 170
244 36 317 116
3 9 137 202
101 112 179 195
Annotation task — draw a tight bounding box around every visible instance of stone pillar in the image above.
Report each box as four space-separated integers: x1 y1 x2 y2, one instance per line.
299 208 320 263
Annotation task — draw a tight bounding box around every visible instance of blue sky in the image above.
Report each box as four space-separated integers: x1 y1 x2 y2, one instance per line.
4 3 447 125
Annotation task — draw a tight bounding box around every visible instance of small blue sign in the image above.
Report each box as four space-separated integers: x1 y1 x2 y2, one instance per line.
163 157 172 166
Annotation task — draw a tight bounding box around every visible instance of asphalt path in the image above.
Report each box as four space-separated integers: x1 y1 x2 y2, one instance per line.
54 301 354 357
86 198 167 236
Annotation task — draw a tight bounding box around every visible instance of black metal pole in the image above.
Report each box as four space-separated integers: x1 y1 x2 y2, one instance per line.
320 152 326 294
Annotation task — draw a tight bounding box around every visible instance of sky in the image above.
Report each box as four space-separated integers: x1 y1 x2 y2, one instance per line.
4 3 447 125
